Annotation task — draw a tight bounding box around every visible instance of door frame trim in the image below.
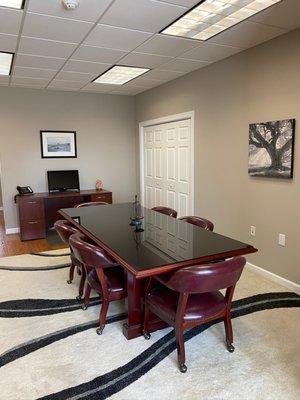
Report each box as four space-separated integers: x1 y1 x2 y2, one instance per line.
139 111 195 215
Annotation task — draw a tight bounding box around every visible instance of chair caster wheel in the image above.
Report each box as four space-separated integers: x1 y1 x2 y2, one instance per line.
67 280 72 284
82 305 87 310
179 364 187 373
143 331 151 340
227 344 235 353
76 295 82 301
96 326 104 335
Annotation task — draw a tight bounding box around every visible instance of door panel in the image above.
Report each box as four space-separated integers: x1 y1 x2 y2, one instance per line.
145 148 153 178
167 189 176 209
143 118 192 217
178 192 188 217
167 147 176 181
178 146 189 183
155 187 163 205
145 185 153 209
154 148 163 179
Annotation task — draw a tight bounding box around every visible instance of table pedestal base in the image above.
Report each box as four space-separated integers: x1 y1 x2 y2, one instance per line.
122 318 168 340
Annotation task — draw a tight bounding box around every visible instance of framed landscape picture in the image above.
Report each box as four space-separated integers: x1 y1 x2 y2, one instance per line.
248 119 295 179
40 130 77 158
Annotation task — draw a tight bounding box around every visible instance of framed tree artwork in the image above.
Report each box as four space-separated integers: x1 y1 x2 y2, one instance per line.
248 119 295 179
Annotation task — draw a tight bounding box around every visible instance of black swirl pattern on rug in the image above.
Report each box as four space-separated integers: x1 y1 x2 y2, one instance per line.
30 252 71 257
38 292 300 400
0 263 70 271
0 297 102 318
1 292 297 400
0 313 126 369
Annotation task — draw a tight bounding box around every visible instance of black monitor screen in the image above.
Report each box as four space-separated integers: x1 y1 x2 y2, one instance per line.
47 170 80 192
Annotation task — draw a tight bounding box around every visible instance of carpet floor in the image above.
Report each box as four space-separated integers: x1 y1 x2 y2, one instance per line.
0 250 299 400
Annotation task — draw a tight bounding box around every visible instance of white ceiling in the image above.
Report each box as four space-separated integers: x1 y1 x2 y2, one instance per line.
0 0 299 95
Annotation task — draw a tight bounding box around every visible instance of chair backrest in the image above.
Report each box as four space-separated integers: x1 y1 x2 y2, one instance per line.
69 233 114 269
163 257 246 294
152 206 177 218
54 219 79 245
179 216 214 231
75 201 108 208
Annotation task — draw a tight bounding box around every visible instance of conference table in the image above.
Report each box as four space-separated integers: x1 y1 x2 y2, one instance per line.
60 202 257 339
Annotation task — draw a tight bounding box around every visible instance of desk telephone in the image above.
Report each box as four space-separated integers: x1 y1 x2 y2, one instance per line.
17 186 33 195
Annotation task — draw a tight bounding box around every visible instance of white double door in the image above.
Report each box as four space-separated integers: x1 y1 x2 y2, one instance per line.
143 118 193 217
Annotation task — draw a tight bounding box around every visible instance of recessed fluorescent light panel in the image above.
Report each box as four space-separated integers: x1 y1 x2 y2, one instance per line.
0 52 13 75
162 0 282 41
0 0 24 9
93 66 150 85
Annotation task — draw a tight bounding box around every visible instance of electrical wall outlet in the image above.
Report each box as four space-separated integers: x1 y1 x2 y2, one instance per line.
250 226 256 236
278 234 286 246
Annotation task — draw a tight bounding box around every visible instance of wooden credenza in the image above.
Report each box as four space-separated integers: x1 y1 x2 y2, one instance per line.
17 189 112 241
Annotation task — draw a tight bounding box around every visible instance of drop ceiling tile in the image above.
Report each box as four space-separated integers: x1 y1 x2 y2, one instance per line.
126 77 164 88
182 42 243 63
11 76 49 88
249 0 300 30
47 86 78 92
22 13 93 44
209 21 287 49
71 45 127 63
18 37 77 58
13 66 57 79
15 54 66 69
99 0 186 33
84 24 152 51
81 89 111 94
159 0 199 6
28 0 114 23
144 69 183 81
0 75 9 85
0 7 22 35
110 85 147 95
47 79 85 89
62 59 111 74
119 52 172 69
158 57 210 73
109 91 134 95
135 34 198 57
81 83 118 92
0 33 18 52
55 70 95 83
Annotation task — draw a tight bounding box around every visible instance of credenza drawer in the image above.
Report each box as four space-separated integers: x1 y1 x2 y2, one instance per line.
18 197 46 240
20 219 46 241
19 198 44 221
90 193 112 203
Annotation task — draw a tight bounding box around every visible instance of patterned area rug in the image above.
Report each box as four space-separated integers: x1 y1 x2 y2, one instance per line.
0 250 299 400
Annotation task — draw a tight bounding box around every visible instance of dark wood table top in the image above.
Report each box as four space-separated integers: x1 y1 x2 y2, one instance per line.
60 203 257 278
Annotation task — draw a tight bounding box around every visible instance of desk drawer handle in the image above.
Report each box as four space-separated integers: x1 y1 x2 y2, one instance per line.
27 201 37 204
28 221 38 224
96 196 105 199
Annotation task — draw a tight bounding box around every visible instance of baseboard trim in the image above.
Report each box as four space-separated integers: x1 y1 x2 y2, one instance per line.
6 227 20 234
247 262 300 295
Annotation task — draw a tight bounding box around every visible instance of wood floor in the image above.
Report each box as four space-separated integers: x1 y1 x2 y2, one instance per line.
0 211 65 257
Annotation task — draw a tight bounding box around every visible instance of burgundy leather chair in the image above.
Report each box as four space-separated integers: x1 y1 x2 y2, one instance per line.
75 201 108 208
54 220 86 300
152 206 177 218
179 216 214 231
143 257 246 372
69 233 126 335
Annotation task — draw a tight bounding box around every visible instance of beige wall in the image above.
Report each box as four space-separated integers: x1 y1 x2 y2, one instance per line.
135 28 300 284
0 87 136 230
0 177 2 208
